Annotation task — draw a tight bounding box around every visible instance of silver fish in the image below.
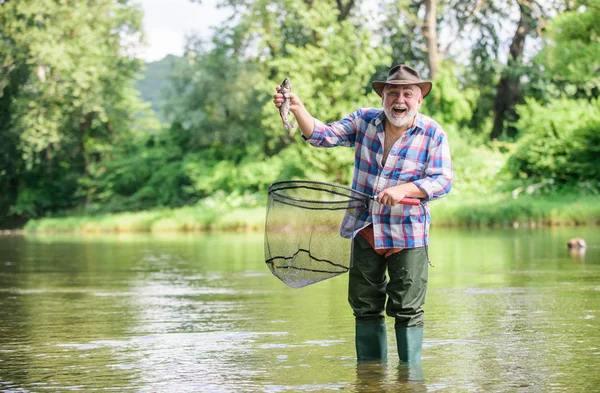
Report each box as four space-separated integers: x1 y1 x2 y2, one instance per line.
279 78 295 135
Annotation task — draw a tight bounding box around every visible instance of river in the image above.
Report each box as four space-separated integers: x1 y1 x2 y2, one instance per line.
1 227 599 392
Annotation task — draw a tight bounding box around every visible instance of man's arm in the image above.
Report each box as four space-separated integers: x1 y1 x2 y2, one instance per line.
376 183 427 206
413 132 453 201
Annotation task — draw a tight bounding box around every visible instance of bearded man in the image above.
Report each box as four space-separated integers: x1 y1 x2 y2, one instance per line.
273 64 453 363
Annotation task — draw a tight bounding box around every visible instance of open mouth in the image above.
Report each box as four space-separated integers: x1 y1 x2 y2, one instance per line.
392 106 408 116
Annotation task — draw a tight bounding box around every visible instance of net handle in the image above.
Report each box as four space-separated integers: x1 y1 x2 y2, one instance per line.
368 194 421 206
269 180 422 206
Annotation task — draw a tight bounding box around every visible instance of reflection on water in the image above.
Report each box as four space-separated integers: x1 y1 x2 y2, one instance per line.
354 363 427 393
0 228 599 392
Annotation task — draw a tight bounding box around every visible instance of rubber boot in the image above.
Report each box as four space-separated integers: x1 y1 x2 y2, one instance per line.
355 323 387 362
397 362 425 383
395 327 423 363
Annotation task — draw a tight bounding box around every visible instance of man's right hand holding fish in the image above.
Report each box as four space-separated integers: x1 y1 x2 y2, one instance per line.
273 84 315 140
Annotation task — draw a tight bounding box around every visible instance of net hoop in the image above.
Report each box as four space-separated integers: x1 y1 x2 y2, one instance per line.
268 180 371 211
264 180 427 288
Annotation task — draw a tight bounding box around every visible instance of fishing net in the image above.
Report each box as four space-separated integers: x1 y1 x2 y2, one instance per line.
264 180 371 288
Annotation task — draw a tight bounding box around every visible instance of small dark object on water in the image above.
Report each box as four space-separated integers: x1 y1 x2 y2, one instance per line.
279 78 295 136
567 238 587 249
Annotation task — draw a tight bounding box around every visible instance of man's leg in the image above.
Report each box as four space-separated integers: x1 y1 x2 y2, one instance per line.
348 235 388 361
385 247 428 363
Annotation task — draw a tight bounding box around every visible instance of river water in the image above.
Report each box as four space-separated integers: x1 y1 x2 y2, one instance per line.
0 227 599 392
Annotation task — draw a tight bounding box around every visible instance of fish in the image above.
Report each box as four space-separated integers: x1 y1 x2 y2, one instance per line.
279 77 295 135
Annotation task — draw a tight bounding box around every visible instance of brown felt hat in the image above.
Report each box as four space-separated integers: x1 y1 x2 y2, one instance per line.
372 64 432 98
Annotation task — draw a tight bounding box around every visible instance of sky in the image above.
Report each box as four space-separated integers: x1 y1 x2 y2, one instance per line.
134 0 521 65
135 0 231 62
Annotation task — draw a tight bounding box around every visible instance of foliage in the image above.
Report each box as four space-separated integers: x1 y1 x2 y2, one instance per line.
164 0 390 160
535 0 600 98
134 55 182 121
443 125 511 198
374 0 427 73
79 132 191 213
163 43 267 155
0 0 146 220
2 0 600 229
420 62 477 127
508 98 600 187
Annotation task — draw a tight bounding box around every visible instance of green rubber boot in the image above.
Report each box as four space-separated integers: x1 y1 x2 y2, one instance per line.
395 327 423 363
355 323 388 362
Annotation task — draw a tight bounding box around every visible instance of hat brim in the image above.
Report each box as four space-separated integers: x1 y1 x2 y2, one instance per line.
372 80 432 98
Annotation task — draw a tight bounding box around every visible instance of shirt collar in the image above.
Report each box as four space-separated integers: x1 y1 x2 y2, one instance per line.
376 111 424 133
414 113 425 131
375 110 386 127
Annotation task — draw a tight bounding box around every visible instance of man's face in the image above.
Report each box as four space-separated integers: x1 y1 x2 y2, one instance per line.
382 85 423 129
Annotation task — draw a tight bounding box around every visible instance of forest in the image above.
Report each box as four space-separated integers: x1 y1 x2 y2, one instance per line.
1 0 599 231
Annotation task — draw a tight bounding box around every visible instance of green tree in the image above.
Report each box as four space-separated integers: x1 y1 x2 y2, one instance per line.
506 0 600 192
0 0 145 221
165 0 389 189
535 0 600 99
490 0 538 140
163 35 266 158
509 98 600 186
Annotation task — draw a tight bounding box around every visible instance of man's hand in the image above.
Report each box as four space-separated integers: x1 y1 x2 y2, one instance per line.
377 183 427 206
377 187 407 206
273 86 305 114
273 85 315 139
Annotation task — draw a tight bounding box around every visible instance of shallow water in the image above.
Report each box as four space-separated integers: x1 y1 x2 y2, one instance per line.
0 227 599 392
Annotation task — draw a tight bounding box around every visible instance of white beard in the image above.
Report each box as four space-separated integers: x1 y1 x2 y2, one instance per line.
384 105 418 129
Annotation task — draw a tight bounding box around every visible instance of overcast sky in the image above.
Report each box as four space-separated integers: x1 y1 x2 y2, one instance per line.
135 0 231 62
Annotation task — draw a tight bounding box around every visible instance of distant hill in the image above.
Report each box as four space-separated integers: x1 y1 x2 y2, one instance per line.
134 55 181 122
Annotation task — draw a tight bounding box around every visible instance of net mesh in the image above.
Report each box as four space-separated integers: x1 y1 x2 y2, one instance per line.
264 180 370 288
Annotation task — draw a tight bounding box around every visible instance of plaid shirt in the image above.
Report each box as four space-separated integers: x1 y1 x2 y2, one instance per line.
306 109 453 249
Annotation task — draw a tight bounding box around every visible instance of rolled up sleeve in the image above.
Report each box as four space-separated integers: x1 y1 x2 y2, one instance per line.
304 111 361 148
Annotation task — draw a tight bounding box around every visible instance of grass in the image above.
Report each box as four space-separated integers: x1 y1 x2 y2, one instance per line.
23 205 266 234
22 192 600 234
432 193 600 228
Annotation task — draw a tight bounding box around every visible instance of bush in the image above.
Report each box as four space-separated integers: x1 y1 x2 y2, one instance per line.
508 98 600 187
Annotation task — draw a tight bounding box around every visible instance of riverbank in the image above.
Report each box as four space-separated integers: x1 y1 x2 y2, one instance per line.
0 230 25 235
433 193 600 228
18 194 600 234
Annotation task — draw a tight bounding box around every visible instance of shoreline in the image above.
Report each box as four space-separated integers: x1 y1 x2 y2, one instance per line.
6 218 598 235
0 230 25 235
5 194 600 234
